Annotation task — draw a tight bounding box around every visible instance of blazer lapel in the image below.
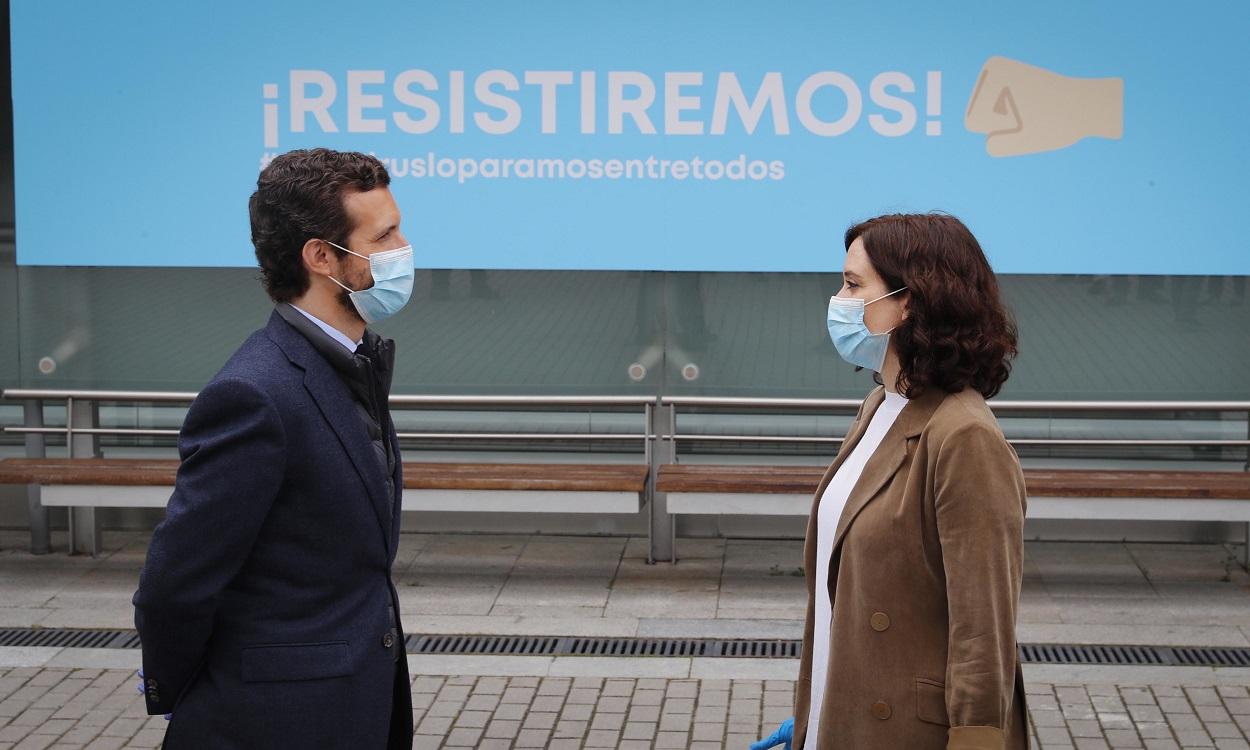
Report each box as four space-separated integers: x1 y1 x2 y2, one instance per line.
301 371 394 543
803 386 887 590
832 386 948 550
265 312 393 549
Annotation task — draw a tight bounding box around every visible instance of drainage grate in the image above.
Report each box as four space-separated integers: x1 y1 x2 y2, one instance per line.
1020 643 1250 668
721 640 801 659
407 635 563 656
3 628 1249 668
1020 643 1167 666
568 638 709 657
0 628 135 649
1172 647 1250 668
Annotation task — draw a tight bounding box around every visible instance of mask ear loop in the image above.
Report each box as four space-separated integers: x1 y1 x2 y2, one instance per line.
320 239 367 293
327 275 357 294
866 286 908 306
322 239 369 261
869 286 909 334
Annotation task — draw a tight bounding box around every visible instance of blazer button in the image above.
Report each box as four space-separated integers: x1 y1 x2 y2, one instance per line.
382 632 395 649
870 612 891 632
871 701 892 720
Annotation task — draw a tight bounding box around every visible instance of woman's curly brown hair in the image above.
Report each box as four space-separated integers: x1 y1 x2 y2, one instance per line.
845 213 1018 399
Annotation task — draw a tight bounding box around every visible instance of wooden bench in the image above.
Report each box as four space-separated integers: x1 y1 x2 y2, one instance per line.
0 458 649 555
657 464 1250 564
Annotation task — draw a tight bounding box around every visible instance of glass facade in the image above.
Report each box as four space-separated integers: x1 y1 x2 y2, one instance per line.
2 266 1247 401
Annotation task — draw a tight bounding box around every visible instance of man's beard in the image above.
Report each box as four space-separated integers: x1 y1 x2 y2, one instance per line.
334 265 370 322
335 287 363 322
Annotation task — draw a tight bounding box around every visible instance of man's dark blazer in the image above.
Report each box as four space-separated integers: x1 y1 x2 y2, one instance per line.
133 310 412 749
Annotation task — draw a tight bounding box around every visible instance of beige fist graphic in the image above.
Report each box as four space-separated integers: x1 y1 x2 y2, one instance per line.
965 56 1123 157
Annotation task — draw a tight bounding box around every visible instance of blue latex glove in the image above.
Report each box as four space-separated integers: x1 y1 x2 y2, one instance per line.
136 669 173 720
751 716 794 750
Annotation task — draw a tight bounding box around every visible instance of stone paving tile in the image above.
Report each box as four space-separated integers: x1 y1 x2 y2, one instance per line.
0 669 1247 748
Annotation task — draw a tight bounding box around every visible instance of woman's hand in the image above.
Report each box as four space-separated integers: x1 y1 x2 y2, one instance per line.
751 716 794 749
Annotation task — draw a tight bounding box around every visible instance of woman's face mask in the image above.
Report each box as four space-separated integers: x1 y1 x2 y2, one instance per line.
826 287 908 371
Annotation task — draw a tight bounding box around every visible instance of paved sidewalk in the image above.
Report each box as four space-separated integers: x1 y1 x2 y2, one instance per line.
1 531 1248 748
3 668 1250 749
3 531 1249 647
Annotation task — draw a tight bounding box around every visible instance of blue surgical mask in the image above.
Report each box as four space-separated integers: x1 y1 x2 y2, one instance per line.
325 241 415 324
826 287 908 371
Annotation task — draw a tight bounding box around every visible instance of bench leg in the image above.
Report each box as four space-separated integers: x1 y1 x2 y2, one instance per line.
69 507 101 557
647 403 676 563
66 398 102 557
1244 522 1249 572
23 400 51 555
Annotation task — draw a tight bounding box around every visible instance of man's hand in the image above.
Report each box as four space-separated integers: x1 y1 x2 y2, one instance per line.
136 669 172 720
751 716 794 750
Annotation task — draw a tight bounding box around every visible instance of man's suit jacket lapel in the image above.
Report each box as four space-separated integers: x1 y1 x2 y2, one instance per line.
265 312 394 550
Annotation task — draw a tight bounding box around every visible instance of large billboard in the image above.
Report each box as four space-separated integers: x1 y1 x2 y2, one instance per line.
11 1 1249 273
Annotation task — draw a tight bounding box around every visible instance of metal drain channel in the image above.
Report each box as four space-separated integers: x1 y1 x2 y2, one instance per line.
2 629 1248 668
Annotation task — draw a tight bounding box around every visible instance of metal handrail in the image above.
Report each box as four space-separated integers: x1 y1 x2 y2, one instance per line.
657 396 1250 450
4 389 1249 449
7 388 1248 411
1 389 656 445
669 435 1250 447
3 389 199 402
661 396 1250 412
1 389 655 407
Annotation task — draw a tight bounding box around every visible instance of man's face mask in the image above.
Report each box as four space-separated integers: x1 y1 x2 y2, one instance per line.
324 241 415 324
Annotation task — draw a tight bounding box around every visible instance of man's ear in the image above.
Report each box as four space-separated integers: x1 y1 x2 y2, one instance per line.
301 238 334 279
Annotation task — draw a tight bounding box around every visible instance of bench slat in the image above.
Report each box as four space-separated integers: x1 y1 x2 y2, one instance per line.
657 464 1250 499
0 458 648 493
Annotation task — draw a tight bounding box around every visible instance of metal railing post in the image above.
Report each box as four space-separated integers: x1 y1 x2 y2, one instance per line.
67 398 102 556
648 400 675 563
22 399 50 554
1244 407 1249 570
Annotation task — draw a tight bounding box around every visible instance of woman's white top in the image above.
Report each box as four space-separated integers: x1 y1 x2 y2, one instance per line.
806 389 908 745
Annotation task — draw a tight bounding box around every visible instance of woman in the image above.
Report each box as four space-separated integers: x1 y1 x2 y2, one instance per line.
753 213 1028 750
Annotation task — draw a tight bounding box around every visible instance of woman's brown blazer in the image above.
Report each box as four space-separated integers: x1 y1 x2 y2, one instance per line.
793 385 1029 750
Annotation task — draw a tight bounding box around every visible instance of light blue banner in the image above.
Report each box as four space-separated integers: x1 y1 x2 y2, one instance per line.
11 1 1249 273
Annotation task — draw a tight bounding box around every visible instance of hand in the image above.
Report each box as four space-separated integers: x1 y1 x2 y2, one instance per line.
751 716 794 750
136 669 173 720
964 55 1123 157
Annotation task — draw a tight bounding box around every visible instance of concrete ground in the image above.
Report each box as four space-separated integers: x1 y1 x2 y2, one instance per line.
1 530 1249 749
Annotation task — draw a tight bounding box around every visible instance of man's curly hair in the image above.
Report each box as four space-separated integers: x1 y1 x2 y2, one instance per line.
845 213 1019 399
248 148 390 303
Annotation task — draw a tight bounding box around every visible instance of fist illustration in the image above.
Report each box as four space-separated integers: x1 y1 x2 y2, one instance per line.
965 56 1123 157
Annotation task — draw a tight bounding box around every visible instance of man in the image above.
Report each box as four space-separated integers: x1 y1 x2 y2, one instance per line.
133 148 415 749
